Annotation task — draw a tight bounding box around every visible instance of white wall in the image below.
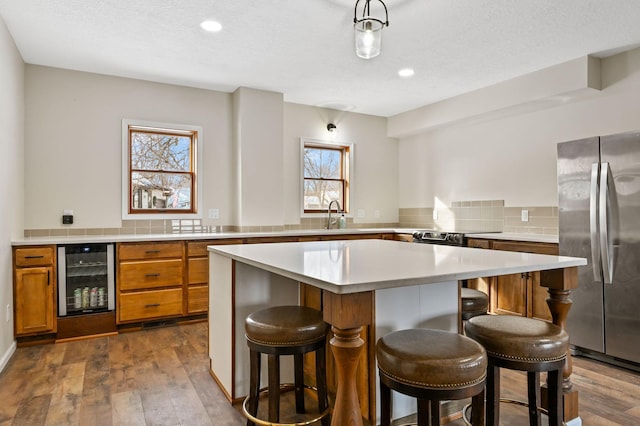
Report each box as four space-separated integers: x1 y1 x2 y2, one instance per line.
284 103 399 224
233 88 285 227
23 67 400 230
24 66 233 229
398 48 640 208
0 16 24 371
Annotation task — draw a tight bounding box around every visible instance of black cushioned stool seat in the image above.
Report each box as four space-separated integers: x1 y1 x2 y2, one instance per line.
465 314 569 426
244 305 330 426
461 288 489 320
376 328 487 426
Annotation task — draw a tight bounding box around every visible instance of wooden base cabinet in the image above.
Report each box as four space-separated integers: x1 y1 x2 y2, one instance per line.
467 238 558 322
116 242 185 324
13 246 57 336
186 239 240 314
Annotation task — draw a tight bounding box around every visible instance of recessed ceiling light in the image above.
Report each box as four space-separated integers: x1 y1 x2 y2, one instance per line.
398 68 415 78
200 20 222 32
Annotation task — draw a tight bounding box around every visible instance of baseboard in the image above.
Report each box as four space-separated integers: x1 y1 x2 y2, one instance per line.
0 340 17 374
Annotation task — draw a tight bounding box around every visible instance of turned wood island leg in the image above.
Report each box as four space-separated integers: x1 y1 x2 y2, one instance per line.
330 326 365 426
322 291 374 426
540 267 579 423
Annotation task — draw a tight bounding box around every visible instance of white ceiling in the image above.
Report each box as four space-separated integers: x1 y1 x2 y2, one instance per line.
2 0 640 117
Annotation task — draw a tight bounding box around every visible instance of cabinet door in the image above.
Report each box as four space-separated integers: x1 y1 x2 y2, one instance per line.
188 257 208 284
494 273 527 317
187 285 208 313
528 271 553 322
15 266 56 335
492 241 557 320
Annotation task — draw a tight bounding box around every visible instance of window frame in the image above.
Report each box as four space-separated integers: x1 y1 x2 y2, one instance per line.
122 119 203 220
300 138 353 216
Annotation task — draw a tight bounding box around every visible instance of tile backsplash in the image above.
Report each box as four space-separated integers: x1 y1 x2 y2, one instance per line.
24 202 558 237
398 200 558 235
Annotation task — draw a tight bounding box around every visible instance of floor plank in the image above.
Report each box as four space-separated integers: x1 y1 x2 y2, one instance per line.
0 321 639 425
111 390 147 426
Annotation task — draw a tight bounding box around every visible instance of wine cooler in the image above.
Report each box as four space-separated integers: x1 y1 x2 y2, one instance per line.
57 243 115 316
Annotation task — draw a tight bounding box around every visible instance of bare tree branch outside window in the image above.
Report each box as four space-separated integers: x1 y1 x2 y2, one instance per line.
303 145 348 212
129 127 196 213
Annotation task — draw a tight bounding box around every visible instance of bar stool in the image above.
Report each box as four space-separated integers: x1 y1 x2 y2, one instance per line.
243 305 331 426
376 328 487 426
461 288 489 320
465 315 569 426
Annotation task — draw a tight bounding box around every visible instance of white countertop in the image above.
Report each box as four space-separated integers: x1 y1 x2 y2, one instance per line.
11 229 559 246
208 239 585 294
11 228 418 246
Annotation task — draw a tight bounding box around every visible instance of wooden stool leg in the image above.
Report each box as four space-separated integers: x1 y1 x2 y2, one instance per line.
487 359 500 426
268 354 280 423
547 369 563 426
527 371 541 426
294 353 305 414
430 400 440 426
315 345 330 426
247 349 261 426
417 399 430 426
379 379 392 426
471 387 485 426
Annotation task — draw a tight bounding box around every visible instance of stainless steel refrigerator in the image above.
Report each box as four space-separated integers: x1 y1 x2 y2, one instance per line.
557 131 640 366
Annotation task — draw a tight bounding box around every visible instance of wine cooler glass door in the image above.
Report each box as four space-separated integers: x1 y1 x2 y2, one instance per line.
58 243 115 316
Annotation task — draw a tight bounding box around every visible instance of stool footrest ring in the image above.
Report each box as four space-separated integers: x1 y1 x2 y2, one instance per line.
462 399 567 426
242 383 330 426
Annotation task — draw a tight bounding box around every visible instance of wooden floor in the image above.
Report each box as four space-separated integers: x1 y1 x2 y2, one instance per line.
0 322 639 425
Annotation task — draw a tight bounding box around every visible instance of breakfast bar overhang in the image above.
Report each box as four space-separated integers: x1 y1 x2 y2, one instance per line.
207 239 586 426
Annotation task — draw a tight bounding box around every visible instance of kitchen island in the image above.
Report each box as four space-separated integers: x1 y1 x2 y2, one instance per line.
208 239 586 426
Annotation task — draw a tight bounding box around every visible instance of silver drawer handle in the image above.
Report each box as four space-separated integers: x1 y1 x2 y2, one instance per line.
145 303 160 308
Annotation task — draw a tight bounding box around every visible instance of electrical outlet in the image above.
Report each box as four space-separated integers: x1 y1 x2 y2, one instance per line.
374 210 380 218
5 304 11 322
357 209 365 218
521 209 529 222
208 208 219 219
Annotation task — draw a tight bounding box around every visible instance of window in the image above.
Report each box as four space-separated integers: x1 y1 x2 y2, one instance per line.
302 139 352 214
122 120 203 219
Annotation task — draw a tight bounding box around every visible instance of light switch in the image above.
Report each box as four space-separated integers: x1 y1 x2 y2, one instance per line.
521 209 529 222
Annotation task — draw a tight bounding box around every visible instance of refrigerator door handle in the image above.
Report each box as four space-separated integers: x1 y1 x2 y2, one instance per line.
590 163 602 281
599 162 614 284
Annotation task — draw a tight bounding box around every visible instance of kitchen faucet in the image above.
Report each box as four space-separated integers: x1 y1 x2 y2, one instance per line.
326 200 342 229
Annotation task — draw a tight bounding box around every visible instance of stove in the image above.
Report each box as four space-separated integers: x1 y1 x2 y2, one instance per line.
411 230 468 246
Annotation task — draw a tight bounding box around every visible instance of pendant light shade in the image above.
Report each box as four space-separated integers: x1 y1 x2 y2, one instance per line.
354 0 389 59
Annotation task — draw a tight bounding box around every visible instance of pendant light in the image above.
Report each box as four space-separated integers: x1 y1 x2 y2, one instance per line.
354 0 389 59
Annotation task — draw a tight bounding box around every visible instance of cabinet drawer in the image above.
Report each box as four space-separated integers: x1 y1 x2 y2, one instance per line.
118 242 184 261
187 239 242 257
188 257 208 284
15 247 54 267
187 285 208 313
467 239 491 249
119 288 183 322
187 241 212 257
492 241 558 255
119 259 183 290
